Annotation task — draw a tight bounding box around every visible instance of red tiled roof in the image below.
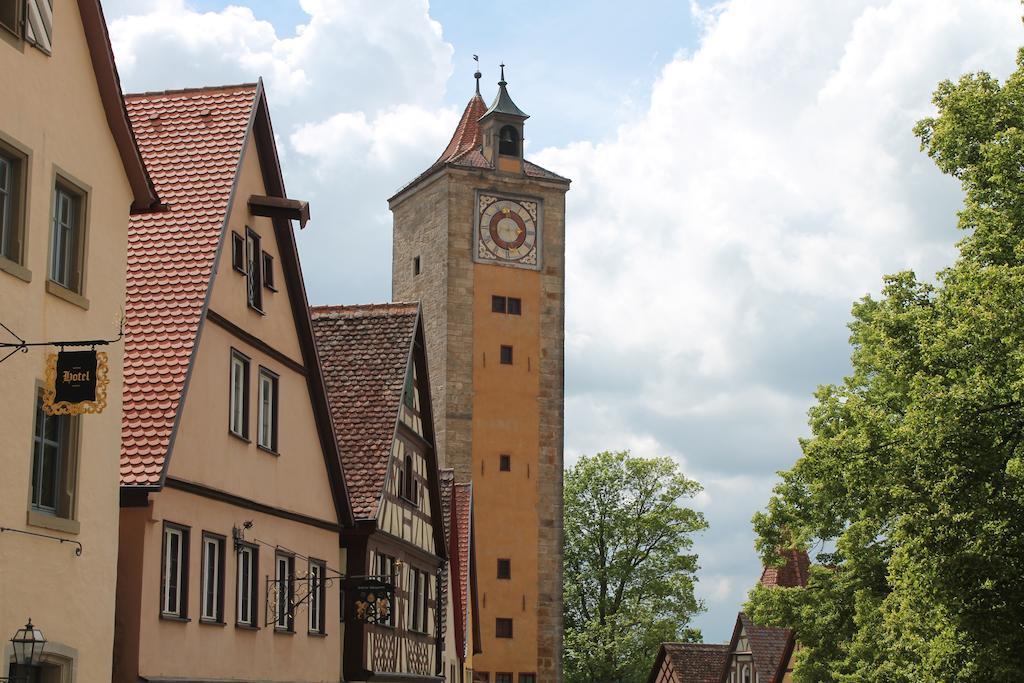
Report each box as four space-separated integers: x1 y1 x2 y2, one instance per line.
439 468 455 643
736 613 794 682
121 84 258 487
759 548 810 588
436 94 486 164
310 303 419 519
653 643 729 683
390 91 568 200
452 481 473 661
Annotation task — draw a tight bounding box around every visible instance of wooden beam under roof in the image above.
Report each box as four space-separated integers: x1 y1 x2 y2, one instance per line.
248 195 310 228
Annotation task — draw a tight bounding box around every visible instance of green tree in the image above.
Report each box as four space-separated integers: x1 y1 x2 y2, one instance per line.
564 450 707 683
748 47 1024 682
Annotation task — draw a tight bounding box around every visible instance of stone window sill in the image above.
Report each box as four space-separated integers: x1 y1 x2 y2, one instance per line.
26 510 80 535
0 255 30 282
46 280 89 310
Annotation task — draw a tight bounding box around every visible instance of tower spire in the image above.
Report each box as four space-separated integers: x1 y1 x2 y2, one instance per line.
473 54 481 95
499 62 506 85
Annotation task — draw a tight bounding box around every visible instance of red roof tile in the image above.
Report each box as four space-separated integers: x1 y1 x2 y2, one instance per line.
390 91 568 200
436 94 486 164
759 548 810 588
734 613 794 682
452 481 473 661
310 303 419 519
651 643 729 683
120 84 257 487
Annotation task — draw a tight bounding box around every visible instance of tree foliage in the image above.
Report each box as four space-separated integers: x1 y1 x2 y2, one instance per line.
748 47 1024 681
564 450 707 683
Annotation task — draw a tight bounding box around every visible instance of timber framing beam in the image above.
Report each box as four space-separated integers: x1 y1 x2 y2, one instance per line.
249 195 310 228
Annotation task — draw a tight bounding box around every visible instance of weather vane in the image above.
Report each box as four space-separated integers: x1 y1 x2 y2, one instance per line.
473 54 481 94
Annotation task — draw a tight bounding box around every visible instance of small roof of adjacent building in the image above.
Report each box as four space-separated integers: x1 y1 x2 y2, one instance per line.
309 303 420 519
723 614 795 683
647 643 730 683
759 548 810 588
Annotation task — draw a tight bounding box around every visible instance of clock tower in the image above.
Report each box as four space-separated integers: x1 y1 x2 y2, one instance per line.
390 68 570 683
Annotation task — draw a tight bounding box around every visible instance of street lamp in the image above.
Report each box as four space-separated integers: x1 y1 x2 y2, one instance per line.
2 620 46 682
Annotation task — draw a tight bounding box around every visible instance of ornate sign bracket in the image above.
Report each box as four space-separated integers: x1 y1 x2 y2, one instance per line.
0 318 123 365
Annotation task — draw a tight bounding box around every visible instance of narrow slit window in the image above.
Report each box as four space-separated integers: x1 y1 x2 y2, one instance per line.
413 256 421 276
262 251 276 290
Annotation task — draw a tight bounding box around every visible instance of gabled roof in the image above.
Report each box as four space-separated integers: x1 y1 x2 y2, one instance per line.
121 83 258 488
119 81 353 525
388 89 569 202
78 0 159 212
647 643 729 683
722 614 794 683
309 303 420 519
759 549 810 588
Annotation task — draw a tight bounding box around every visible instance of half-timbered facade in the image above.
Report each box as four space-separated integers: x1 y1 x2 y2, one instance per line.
311 303 448 682
113 81 353 683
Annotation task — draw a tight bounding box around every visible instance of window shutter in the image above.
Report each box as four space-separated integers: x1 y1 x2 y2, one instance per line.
262 251 275 290
24 0 53 54
231 232 245 272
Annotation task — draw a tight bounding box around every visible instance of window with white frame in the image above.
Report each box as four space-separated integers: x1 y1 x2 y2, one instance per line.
0 147 26 264
229 350 249 438
201 534 224 622
161 523 189 617
308 560 326 634
245 227 263 311
409 567 429 633
30 390 78 518
236 543 258 626
257 368 278 451
275 553 294 631
50 181 85 292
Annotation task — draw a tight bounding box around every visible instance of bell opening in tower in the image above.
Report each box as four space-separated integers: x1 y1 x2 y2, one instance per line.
498 125 520 157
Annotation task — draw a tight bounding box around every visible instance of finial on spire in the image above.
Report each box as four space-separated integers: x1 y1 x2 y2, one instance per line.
473 54 481 95
499 62 506 85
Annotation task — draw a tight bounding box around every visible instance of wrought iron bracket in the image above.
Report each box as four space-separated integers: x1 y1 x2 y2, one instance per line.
0 318 123 365
0 526 83 556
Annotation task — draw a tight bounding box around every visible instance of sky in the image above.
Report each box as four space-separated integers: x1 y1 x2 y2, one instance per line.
102 0 1024 641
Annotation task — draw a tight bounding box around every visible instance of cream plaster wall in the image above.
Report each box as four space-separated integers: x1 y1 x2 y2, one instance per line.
125 487 344 683
0 2 135 681
208 135 304 363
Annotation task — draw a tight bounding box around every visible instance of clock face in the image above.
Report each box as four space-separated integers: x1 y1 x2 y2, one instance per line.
476 193 540 267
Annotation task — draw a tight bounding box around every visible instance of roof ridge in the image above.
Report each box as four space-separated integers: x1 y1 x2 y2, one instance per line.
310 302 419 317
125 82 258 99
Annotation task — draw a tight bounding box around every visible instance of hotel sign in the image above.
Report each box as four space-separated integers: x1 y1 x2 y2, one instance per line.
44 350 109 415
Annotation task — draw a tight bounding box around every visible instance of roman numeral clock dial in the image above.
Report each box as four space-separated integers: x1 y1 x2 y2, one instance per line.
476 193 540 268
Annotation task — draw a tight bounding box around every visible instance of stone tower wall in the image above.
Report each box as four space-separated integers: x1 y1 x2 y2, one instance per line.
391 166 566 683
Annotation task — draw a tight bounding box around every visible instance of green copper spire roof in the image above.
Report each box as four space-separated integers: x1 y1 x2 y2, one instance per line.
480 64 529 121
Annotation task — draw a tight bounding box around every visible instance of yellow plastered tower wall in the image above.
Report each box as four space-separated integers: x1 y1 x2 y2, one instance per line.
390 70 570 683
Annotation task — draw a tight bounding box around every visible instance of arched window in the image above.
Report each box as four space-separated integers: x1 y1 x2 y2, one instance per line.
498 125 520 156
741 664 752 683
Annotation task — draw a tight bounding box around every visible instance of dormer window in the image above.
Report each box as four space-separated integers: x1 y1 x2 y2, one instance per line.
498 126 520 156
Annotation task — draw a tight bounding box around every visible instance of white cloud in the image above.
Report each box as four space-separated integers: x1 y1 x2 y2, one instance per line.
542 0 1023 637
107 0 456 303
104 0 1024 641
